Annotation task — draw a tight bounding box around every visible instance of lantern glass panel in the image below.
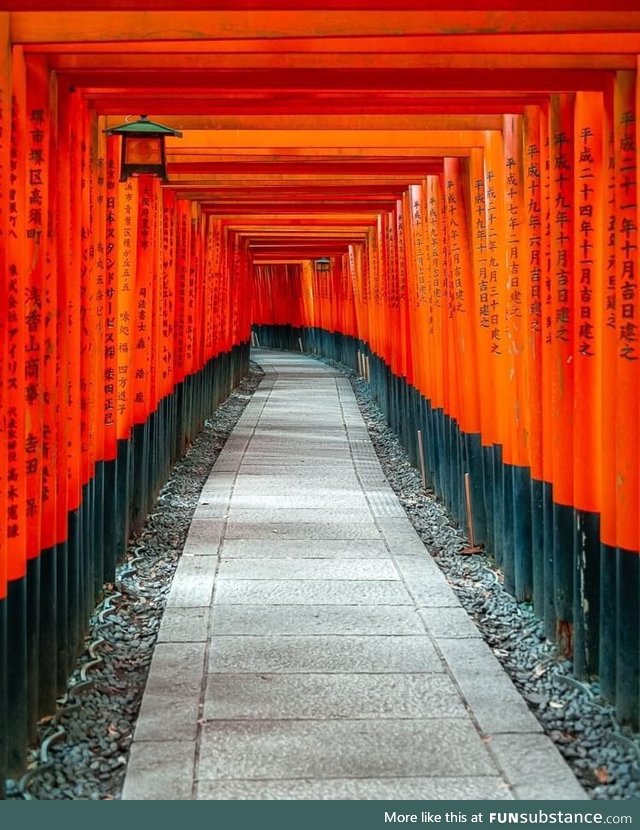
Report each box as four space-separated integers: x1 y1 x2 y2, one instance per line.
124 136 163 165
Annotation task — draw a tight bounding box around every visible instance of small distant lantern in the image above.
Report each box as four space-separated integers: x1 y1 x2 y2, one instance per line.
104 115 182 182
315 257 331 273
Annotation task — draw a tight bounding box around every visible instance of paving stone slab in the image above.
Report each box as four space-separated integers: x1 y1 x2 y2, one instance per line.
196 491 233 507
210 604 425 636
134 642 206 741
198 719 498 780
208 634 444 673
435 638 543 735
366 490 408 517
213 578 412 605
239 455 353 467
355 461 387 480
203 672 465 720
123 741 196 800
393 555 462 608
143 642 207 691
385 537 434 558
158 607 210 643
193 504 230 518
134 692 202 742
359 474 395 488
377 516 426 540
419 606 483 639
236 465 355 476
199 473 237 489
182 519 225 555
166 555 217 607
231 479 361 495
224 521 381 540
260 406 342 413
225 508 375 523
196 777 514 801
246 446 350 458
215 452 245 466
211 462 242 472
250 425 346 435
234 468 358 480
488 734 587 800
217 558 399 581
228 495 369 510
246 437 349 447
199 480 238 494
252 433 346 441
214 452 244 464
220 539 390 559
221 437 251 448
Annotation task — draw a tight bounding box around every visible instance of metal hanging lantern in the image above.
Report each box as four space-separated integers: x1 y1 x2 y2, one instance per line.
104 115 182 182
315 257 331 273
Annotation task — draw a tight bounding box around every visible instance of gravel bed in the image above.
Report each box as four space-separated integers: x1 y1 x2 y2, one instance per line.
6 363 264 801
9 351 640 801
317 354 640 801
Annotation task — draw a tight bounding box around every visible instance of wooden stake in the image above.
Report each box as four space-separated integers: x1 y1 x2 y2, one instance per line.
417 429 426 489
460 472 483 555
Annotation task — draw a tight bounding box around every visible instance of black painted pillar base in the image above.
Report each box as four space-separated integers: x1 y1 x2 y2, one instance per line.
464 434 487 545
0 595 7 798
102 457 119 582
433 407 445 502
26 556 41 743
38 545 58 718
553 501 574 656
173 382 185 460
599 542 617 704
492 445 505 569
481 445 495 557
80 481 93 631
145 410 157 517
512 464 533 603
92 461 106 600
131 422 150 533
616 547 639 727
422 398 435 491
450 418 464 523
66 506 82 670
530 478 545 617
572 510 600 679
542 481 556 642
6 577 27 776
55 538 69 691
116 438 132 556
502 463 516 596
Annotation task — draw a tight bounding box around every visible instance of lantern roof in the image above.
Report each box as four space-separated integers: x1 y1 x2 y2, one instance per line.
105 115 182 138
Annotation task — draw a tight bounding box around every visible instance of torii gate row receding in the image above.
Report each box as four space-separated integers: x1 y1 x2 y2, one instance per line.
0 3 640 783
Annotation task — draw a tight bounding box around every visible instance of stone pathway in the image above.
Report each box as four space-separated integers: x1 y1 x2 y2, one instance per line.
122 350 586 801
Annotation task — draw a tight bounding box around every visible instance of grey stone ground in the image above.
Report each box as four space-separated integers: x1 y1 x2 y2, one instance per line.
122 351 586 801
